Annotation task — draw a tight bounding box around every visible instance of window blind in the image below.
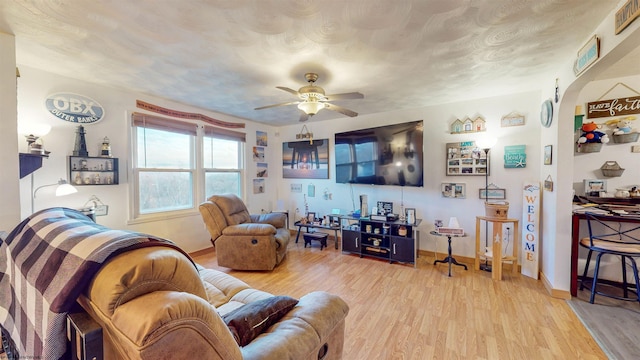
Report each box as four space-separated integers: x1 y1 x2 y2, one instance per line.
132 112 198 136
204 125 246 142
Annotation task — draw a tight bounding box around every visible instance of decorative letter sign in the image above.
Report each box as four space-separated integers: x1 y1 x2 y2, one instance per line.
45 93 105 124
521 182 540 279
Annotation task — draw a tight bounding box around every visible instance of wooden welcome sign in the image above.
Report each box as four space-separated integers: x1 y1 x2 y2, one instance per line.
587 95 640 119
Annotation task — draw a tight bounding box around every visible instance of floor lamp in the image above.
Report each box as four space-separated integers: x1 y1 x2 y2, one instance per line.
31 178 78 214
476 137 497 272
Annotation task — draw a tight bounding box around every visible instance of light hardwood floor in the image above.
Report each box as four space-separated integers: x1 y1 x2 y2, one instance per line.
191 240 606 359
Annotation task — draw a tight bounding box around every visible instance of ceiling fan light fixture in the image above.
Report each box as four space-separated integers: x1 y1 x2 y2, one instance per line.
297 101 325 115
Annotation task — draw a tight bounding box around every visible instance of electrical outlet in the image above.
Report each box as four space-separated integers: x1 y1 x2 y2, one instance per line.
632 145 640 153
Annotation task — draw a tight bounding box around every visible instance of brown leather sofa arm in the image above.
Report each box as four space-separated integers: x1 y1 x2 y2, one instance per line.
80 291 243 360
250 213 286 229
222 223 276 237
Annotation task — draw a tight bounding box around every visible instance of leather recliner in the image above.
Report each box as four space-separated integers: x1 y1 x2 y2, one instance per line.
199 194 289 270
78 246 349 359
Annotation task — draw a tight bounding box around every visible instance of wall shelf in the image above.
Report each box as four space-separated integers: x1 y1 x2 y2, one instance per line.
19 152 49 178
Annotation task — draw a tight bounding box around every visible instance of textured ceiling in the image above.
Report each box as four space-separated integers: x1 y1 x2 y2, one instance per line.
0 0 623 126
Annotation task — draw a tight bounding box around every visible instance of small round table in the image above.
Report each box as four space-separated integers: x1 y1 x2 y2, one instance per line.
431 230 468 277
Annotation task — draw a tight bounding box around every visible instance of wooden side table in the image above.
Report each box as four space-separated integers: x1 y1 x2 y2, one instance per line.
475 216 519 280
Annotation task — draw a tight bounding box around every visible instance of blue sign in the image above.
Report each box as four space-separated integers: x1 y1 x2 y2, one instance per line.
504 145 527 168
45 93 105 124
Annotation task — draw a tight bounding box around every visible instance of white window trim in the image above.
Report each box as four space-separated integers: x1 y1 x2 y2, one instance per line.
127 112 245 224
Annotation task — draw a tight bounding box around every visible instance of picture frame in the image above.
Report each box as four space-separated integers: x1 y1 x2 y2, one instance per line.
282 139 329 179
306 212 316 224
544 179 554 192
405 208 416 224
479 187 506 200
584 179 607 196
441 182 466 198
544 145 552 165
445 141 488 176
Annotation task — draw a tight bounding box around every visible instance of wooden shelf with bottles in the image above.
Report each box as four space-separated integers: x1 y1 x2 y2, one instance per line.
68 156 119 186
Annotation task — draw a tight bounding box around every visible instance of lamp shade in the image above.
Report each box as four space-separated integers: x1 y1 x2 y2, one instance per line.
55 181 78 196
297 101 325 115
476 137 497 150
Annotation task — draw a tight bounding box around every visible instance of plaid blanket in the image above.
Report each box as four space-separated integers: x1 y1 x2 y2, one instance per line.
0 207 191 359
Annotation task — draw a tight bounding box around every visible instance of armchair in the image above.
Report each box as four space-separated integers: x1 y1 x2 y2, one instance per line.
199 194 290 270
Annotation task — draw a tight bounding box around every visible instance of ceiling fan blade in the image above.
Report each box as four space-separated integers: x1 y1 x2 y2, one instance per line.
254 101 300 110
276 86 301 97
325 103 358 117
325 92 364 100
299 112 310 122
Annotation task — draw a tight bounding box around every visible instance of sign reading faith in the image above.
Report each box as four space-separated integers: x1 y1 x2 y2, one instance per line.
587 95 640 119
521 182 540 279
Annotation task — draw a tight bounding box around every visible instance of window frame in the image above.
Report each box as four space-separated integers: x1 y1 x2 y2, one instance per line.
129 112 245 223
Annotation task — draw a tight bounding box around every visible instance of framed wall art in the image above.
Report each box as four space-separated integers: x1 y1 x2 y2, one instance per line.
544 145 552 165
282 139 329 179
446 141 487 176
441 182 466 198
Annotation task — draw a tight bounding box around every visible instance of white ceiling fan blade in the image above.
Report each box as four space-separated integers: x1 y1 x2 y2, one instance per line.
325 92 364 100
325 103 358 117
276 86 301 97
254 101 300 110
299 112 310 122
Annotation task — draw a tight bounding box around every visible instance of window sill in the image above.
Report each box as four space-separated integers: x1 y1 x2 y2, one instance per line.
127 209 200 225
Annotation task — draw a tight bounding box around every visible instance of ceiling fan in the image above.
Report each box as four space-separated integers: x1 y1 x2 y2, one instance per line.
255 73 364 122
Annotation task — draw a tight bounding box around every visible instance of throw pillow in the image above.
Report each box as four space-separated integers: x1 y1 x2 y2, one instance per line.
222 295 298 346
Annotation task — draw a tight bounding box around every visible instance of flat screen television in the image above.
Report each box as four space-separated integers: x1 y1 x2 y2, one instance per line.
334 120 423 187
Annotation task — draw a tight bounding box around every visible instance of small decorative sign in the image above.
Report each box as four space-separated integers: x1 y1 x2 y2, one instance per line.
521 182 540 279
501 112 525 127
450 116 486 134
45 93 105 124
504 145 526 168
615 0 640 34
573 36 599 76
587 95 640 119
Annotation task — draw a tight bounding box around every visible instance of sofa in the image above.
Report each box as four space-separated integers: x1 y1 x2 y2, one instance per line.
0 208 348 360
199 194 290 270
78 245 349 359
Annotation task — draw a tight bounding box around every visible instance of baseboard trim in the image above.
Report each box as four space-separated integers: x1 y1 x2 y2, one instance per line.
540 271 571 299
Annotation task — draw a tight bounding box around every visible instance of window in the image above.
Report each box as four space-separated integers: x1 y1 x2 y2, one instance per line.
203 126 243 197
132 113 245 219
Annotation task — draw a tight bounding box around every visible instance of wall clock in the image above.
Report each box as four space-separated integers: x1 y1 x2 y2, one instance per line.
540 99 553 128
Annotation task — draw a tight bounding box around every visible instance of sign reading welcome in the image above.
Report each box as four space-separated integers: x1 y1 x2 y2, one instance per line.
45 93 105 124
521 182 540 280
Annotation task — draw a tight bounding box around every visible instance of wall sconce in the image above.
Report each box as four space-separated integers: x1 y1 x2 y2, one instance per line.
296 124 313 144
31 178 78 214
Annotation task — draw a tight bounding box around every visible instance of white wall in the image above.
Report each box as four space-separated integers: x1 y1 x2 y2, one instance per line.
15 66 280 252
548 0 640 295
0 32 20 230
275 91 541 259
574 75 640 193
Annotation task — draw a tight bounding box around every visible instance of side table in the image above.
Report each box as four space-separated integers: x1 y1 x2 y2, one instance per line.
475 216 519 280
431 231 467 277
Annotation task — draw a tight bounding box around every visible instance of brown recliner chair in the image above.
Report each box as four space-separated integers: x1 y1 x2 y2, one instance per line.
199 194 289 270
